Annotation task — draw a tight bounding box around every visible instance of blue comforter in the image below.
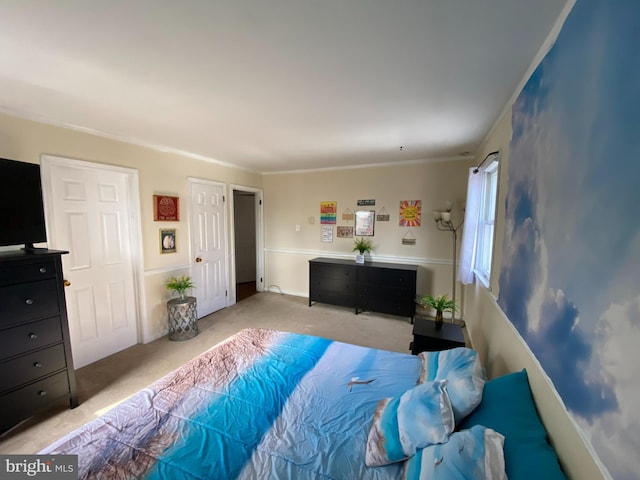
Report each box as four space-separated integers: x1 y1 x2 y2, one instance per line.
41 329 425 479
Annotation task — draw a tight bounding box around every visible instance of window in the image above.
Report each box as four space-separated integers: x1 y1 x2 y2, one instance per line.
474 160 499 286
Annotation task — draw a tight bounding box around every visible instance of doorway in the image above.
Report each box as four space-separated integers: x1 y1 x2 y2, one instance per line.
231 186 264 303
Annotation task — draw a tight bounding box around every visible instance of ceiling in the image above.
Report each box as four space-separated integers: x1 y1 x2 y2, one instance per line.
0 1 568 173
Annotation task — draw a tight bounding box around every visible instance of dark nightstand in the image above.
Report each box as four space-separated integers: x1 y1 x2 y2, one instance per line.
410 316 466 354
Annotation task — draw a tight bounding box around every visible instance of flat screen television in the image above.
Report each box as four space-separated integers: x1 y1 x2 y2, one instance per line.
0 158 48 251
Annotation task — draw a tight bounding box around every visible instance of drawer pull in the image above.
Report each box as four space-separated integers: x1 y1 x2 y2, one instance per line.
38 390 47 397
34 362 43 368
39 267 48 273
29 333 38 339
25 298 34 305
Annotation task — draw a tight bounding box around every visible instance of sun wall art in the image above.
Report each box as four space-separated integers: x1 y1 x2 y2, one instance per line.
399 200 421 227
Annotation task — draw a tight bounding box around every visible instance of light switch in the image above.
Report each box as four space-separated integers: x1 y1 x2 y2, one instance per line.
295 224 300 232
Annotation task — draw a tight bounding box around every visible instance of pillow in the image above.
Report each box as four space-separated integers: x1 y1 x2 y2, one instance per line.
419 347 486 423
458 369 567 480
403 425 506 480
365 380 454 467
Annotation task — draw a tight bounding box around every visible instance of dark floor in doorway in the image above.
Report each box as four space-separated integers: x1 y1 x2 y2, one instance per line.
236 281 257 301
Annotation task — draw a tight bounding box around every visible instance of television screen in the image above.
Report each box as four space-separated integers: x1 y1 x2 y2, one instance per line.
0 158 48 249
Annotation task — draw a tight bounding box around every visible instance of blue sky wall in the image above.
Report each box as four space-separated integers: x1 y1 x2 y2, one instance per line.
497 1 640 478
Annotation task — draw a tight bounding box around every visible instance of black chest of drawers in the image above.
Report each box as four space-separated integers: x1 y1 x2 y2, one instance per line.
0 250 78 432
309 257 417 321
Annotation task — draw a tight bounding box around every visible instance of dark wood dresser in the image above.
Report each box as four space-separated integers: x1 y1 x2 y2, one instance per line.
0 250 78 432
309 257 417 321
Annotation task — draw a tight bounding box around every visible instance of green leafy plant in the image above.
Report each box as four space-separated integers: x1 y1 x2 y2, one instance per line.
417 294 457 328
352 237 374 255
165 275 195 299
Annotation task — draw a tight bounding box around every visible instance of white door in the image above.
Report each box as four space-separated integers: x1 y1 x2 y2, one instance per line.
189 178 228 317
41 157 139 368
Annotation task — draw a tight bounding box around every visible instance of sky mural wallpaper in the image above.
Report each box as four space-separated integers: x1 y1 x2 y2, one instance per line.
498 0 639 479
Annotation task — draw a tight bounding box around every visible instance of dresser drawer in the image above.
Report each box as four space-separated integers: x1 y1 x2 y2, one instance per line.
359 295 415 317
1 344 67 392
0 279 60 327
0 259 57 285
0 371 70 431
359 268 415 287
0 317 63 362
310 263 354 281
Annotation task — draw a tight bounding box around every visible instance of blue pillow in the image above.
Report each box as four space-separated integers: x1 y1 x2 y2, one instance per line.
419 347 486 423
365 380 455 467
458 369 567 480
403 425 506 480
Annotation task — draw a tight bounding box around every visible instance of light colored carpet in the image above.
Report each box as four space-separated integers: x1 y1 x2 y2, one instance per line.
0 292 417 454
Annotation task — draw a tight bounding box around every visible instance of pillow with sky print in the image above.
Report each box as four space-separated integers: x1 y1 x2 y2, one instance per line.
418 347 486 423
365 380 454 467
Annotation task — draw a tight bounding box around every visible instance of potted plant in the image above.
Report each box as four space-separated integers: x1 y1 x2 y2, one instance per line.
165 275 198 341
417 294 457 330
165 275 195 300
352 237 373 264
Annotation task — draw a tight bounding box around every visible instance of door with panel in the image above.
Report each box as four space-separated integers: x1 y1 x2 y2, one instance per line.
189 178 228 317
42 158 139 368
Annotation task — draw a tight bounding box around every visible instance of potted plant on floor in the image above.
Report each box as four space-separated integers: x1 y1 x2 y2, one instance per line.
417 294 457 330
352 237 373 264
165 275 198 341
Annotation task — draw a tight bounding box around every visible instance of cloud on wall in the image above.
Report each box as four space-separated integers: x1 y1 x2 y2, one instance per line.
498 0 640 477
579 296 640 480
527 288 617 421
498 174 617 421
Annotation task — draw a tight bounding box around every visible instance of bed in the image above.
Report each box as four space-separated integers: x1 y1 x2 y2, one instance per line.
41 328 567 479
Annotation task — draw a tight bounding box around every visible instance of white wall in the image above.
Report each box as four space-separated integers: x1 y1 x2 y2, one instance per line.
0 111 263 342
262 159 473 306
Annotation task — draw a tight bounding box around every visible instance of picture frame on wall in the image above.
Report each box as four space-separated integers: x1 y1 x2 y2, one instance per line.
154 194 180 221
337 226 354 238
355 210 375 236
160 229 176 254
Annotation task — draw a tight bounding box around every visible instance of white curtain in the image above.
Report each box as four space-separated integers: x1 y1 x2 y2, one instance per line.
458 167 483 284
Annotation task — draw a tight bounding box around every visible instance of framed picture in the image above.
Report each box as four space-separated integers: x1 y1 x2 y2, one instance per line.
321 225 333 242
337 226 354 238
320 201 337 224
399 200 422 227
154 195 180 221
160 229 176 254
355 210 375 236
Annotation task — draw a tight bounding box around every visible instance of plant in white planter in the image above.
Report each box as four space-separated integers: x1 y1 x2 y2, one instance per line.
417 293 457 330
352 237 373 264
165 275 195 300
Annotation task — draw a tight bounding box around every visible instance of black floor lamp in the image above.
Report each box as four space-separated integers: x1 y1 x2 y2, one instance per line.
432 204 464 322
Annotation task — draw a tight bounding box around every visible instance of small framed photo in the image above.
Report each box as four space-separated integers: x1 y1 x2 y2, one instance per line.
337 226 354 238
160 229 176 254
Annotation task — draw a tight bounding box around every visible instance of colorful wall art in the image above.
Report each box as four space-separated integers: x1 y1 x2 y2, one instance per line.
399 200 421 227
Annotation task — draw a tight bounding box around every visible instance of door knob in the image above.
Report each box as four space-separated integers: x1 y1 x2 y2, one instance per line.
64 279 71 287
195 257 203 263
